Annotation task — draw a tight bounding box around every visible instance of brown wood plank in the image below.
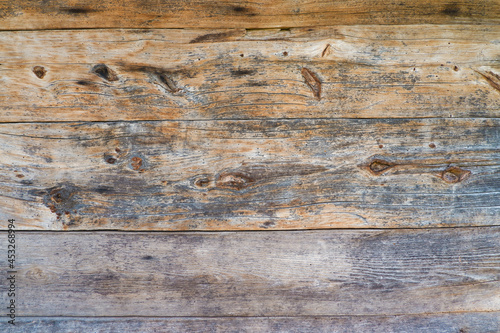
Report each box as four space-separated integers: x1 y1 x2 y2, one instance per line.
1 118 498 230
3 313 500 333
1 26 499 122
1 228 499 316
0 0 499 30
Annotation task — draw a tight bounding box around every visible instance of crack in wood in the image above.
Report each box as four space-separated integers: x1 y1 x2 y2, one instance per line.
301 67 321 100
321 44 332 57
474 69 500 94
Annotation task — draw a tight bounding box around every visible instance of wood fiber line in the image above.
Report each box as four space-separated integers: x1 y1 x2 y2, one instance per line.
0 0 498 30
3 313 500 333
0 26 499 121
0 229 498 316
0 119 498 230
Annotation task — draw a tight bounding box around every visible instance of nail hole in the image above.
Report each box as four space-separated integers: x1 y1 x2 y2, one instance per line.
104 155 117 164
32 66 47 79
283 51 288 56
429 143 436 148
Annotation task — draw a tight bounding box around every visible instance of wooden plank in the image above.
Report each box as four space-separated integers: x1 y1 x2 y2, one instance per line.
1 228 499 316
1 118 498 230
0 0 499 30
3 313 500 333
1 26 499 122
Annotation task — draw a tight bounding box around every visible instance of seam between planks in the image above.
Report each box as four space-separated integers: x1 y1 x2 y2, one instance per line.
2 225 500 233
0 117 499 125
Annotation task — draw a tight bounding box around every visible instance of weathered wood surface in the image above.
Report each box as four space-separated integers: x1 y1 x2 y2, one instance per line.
1 228 498 316
3 313 500 333
1 26 499 122
1 0 499 31
1 118 498 230
1 0 499 330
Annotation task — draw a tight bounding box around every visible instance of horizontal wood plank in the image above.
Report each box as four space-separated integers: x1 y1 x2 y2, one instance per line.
1 26 499 122
1 228 499 316
0 0 499 30
3 313 500 333
1 118 499 230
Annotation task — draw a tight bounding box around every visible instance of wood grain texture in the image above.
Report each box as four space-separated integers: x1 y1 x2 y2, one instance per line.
1 118 498 230
1 228 499 316
0 0 499 30
1 26 499 122
3 313 500 333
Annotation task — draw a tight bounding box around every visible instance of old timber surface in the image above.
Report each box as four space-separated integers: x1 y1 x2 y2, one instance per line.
0 1 499 332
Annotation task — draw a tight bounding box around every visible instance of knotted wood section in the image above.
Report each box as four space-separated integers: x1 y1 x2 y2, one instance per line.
0 26 499 122
1 118 498 230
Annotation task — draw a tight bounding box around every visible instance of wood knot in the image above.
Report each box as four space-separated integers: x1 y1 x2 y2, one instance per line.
50 187 73 204
131 156 142 170
25 267 46 281
32 66 46 79
192 175 212 189
43 184 80 221
440 166 471 184
92 64 119 82
216 171 255 190
367 159 395 175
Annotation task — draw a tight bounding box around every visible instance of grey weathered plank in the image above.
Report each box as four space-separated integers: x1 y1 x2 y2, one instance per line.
3 313 500 333
0 228 499 316
1 118 499 230
1 0 498 30
0 26 499 122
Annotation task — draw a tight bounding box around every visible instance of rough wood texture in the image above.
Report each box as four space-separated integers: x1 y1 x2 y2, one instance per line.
1 26 499 122
1 118 498 230
3 313 500 333
1 0 499 330
1 0 499 30
1 228 498 316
